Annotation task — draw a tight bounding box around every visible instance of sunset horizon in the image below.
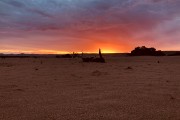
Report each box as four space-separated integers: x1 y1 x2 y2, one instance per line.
0 46 179 54
0 1 180 119
0 0 180 53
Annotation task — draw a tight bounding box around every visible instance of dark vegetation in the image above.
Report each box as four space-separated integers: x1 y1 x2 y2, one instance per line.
168 51 180 56
130 46 165 56
56 54 72 58
56 52 80 58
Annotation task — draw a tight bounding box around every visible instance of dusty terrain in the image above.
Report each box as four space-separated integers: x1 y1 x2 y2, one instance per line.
0 56 179 120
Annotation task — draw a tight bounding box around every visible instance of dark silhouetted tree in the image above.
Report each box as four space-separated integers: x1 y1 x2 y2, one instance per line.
130 46 165 56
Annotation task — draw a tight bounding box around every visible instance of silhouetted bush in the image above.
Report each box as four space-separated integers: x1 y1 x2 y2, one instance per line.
72 52 80 58
130 46 165 56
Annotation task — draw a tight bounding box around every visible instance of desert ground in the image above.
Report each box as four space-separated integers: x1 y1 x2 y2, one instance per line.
0 56 179 120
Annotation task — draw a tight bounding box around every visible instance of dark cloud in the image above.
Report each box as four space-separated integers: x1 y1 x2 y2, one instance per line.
0 0 179 32
0 0 25 8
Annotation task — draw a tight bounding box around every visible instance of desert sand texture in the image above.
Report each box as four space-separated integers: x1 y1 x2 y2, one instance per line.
0 56 180 120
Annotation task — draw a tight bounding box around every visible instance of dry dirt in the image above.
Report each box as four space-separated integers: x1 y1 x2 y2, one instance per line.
0 57 179 120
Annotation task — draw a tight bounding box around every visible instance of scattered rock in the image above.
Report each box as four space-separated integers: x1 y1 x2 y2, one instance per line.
7 65 13 67
170 96 175 100
126 67 133 70
15 88 24 92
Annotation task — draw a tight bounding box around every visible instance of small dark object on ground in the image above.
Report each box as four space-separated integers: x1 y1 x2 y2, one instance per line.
126 67 133 70
157 61 160 63
170 96 175 100
15 88 24 92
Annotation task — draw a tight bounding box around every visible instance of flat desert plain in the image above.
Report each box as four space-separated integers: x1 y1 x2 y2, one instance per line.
0 56 179 120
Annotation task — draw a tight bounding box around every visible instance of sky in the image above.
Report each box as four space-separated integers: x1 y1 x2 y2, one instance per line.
0 0 180 54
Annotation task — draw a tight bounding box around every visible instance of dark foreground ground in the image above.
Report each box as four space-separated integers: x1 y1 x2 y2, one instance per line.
0 56 179 120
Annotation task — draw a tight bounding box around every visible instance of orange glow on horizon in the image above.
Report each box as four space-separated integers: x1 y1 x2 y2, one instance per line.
90 41 125 53
0 49 70 54
101 49 118 53
0 41 130 54
0 48 124 54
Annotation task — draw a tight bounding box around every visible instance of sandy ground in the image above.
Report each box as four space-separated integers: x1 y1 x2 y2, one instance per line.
0 56 179 120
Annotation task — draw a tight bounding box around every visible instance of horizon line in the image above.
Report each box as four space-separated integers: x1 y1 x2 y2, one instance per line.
0 51 180 55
